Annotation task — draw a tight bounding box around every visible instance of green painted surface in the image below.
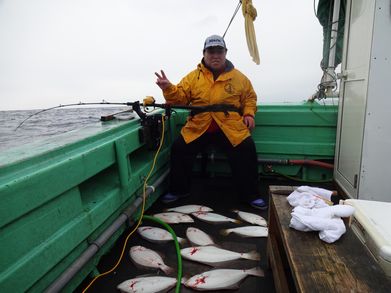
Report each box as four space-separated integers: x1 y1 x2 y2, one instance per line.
254 101 337 181
254 102 337 155
0 117 171 292
192 101 337 181
0 101 338 292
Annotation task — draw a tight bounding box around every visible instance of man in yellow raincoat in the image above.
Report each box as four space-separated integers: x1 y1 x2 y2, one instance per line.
155 35 266 209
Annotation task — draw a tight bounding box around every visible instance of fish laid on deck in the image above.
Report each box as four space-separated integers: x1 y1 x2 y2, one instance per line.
181 246 260 265
165 204 213 214
186 227 215 246
152 212 194 224
137 226 186 245
232 209 267 226
221 226 269 237
184 267 264 291
117 276 177 293
129 246 173 275
191 212 240 224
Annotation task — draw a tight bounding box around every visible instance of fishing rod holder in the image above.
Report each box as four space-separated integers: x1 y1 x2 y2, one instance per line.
139 113 166 150
132 101 170 150
134 100 242 150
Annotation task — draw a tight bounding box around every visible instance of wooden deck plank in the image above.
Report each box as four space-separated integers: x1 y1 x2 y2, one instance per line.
268 186 391 293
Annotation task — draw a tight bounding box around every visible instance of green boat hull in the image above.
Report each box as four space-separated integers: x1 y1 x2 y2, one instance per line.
0 102 337 292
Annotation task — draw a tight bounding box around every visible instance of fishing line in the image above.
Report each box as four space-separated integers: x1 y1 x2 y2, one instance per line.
15 101 132 130
82 114 167 293
222 0 242 38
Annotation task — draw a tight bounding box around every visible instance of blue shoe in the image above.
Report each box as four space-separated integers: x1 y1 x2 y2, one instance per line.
161 192 190 203
250 198 268 210
161 193 179 203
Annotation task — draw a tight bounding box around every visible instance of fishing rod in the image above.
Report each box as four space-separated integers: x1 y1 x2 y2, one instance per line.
15 98 242 130
13 99 162 130
149 102 242 116
15 97 242 150
15 100 134 130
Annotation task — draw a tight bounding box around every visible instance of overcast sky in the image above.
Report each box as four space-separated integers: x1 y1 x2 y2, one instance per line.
0 0 324 111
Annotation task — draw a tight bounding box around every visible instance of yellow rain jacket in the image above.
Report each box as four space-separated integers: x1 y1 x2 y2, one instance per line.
163 60 257 147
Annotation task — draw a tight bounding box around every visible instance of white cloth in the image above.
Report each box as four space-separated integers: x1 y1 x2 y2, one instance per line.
292 205 355 219
296 186 333 199
287 186 333 208
289 202 355 243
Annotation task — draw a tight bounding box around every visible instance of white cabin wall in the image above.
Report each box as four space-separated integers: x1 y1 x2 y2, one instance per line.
335 0 391 201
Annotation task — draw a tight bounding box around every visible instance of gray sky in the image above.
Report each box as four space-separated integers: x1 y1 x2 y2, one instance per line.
0 0 324 110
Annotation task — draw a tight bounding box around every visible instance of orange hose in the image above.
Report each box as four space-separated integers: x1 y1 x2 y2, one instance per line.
289 160 334 169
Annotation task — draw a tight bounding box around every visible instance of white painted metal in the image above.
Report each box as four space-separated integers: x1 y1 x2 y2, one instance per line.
345 199 391 276
335 0 391 201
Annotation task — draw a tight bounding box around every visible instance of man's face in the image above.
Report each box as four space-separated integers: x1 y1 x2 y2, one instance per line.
203 46 227 71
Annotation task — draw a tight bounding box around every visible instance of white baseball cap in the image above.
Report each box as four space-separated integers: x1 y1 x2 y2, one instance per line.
203 35 227 49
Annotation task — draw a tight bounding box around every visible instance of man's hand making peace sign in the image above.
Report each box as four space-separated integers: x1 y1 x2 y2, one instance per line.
155 70 172 91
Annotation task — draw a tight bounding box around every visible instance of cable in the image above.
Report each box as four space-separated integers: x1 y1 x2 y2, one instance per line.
222 0 242 38
142 215 182 293
82 114 166 293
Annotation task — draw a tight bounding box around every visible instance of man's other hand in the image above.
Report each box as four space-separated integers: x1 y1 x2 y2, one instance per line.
243 115 255 130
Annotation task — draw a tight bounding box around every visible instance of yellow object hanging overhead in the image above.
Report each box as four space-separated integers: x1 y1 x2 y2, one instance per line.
242 0 260 65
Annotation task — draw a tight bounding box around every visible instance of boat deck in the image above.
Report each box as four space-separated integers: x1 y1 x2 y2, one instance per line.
75 175 299 292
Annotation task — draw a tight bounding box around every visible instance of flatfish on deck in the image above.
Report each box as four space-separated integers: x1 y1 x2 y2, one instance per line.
232 209 267 226
181 246 260 265
153 212 194 224
220 226 268 237
184 267 264 291
117 275 177 293
165 204 213 214
130 246 173 275
191 212 240 224
137 226 186 245
186 227 215 246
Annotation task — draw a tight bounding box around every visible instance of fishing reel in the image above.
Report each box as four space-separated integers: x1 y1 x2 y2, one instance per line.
139 114 166 150
136 97 171 150
135 96 243 150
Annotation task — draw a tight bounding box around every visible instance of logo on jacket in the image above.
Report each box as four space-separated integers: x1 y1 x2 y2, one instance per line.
224 83 234 94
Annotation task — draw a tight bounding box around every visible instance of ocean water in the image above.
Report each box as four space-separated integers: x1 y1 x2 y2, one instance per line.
0 107 131 153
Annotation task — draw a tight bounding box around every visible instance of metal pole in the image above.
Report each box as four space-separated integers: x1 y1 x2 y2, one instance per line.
324 0 341 96
328 0 341 69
